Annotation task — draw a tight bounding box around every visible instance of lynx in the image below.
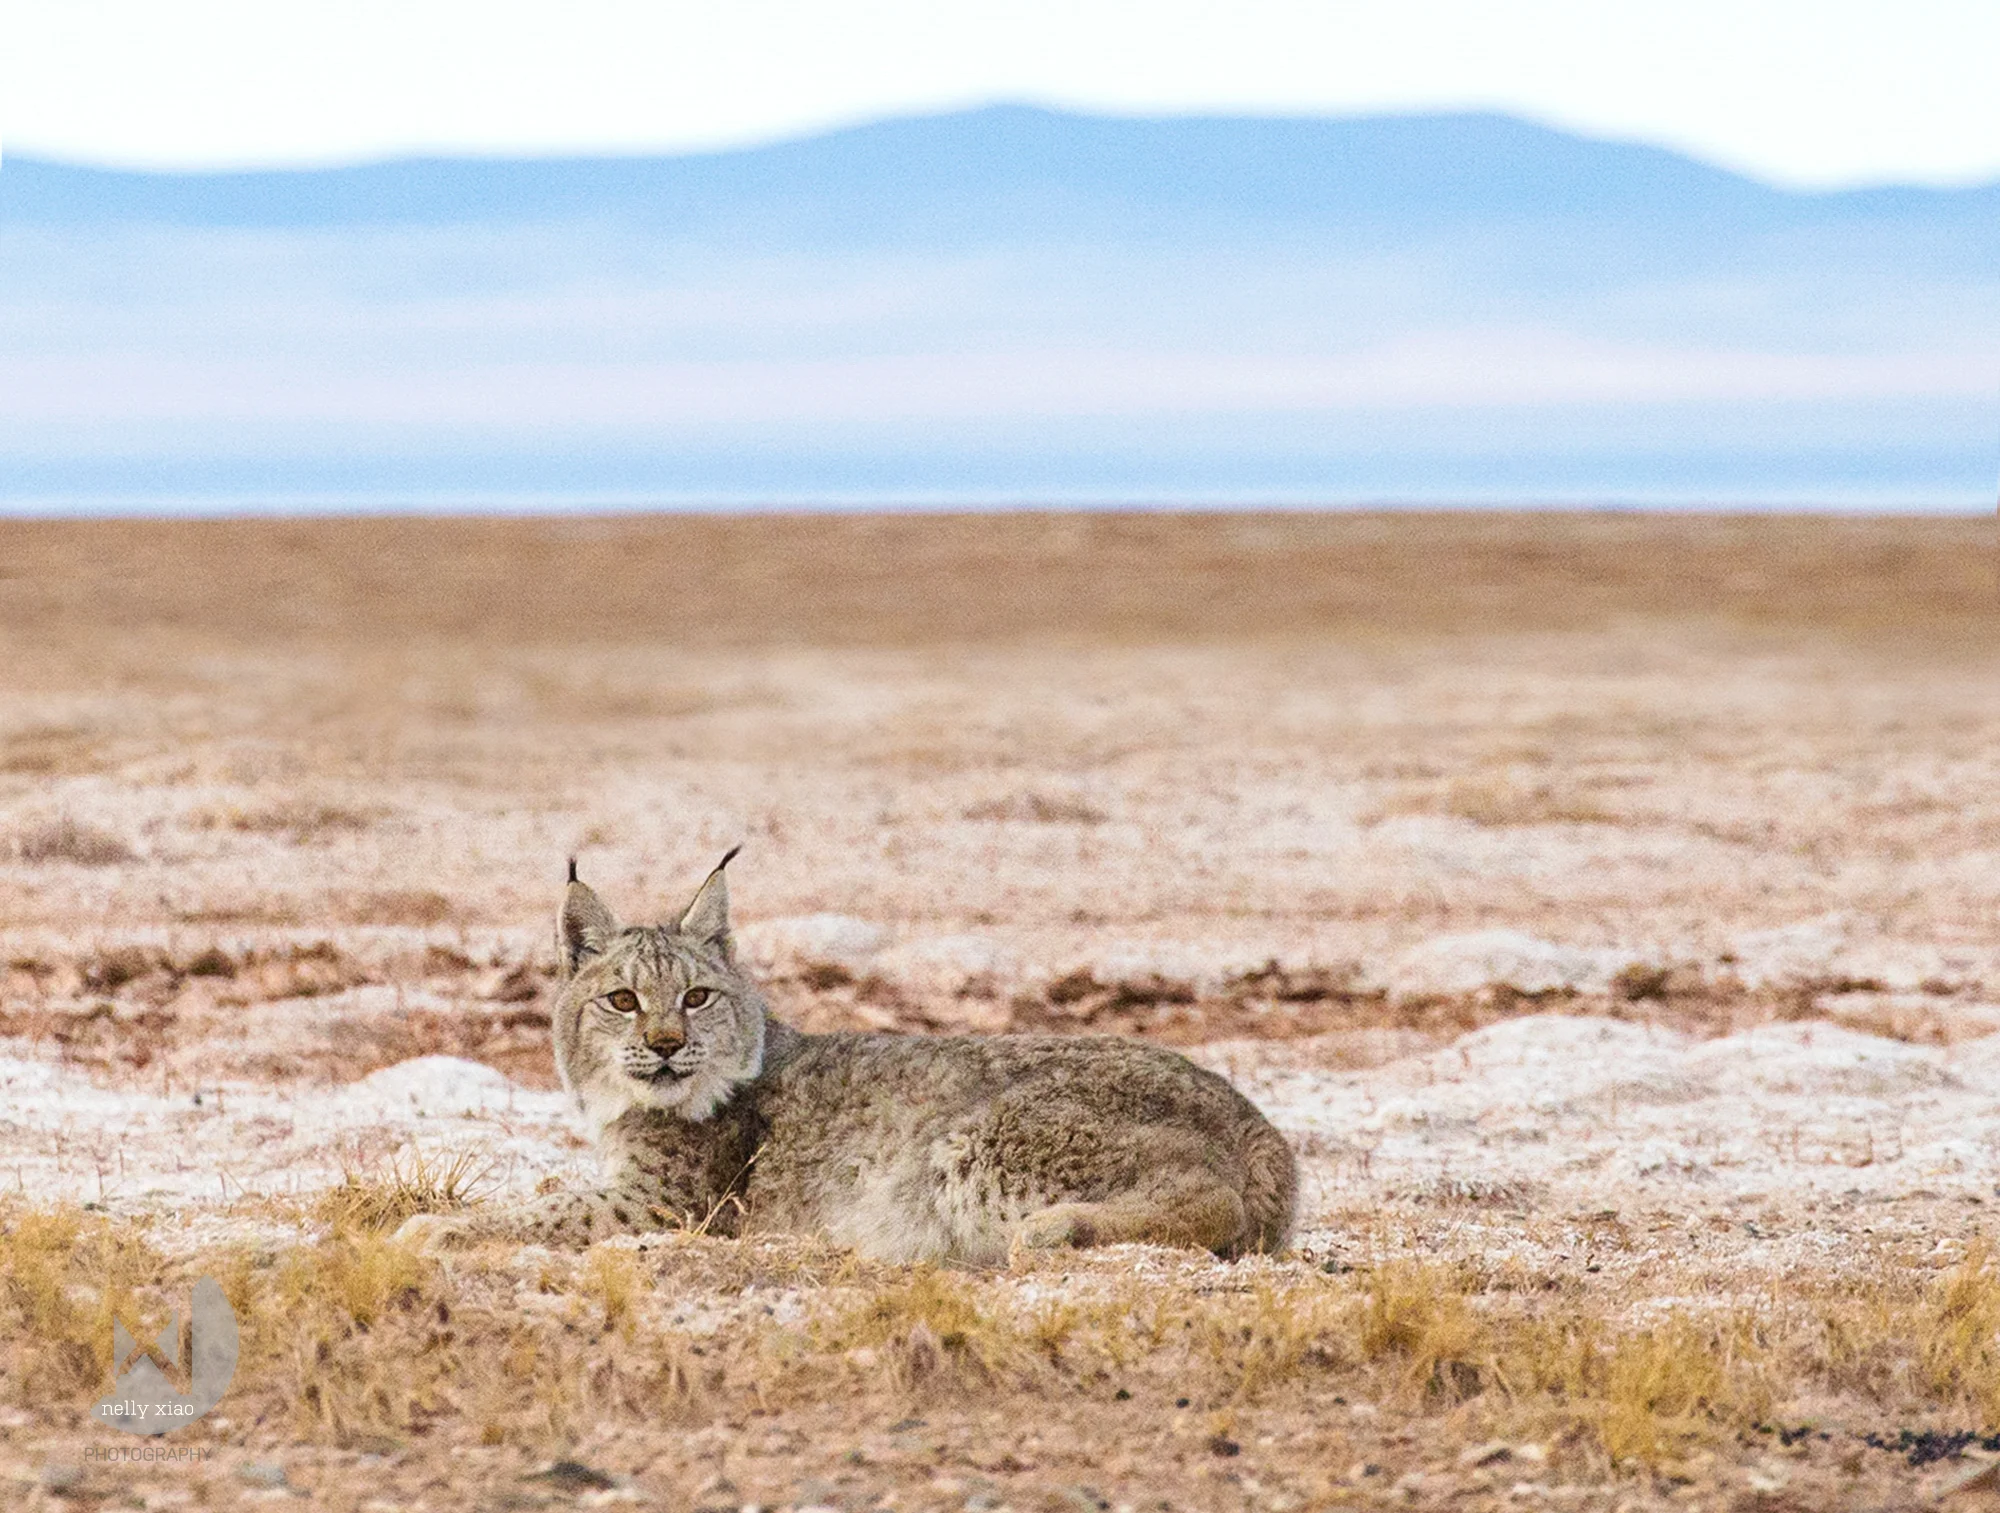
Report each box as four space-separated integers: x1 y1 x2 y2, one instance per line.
397 854 1296 1264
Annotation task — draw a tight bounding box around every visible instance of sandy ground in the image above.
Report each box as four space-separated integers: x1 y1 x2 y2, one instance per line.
2 510 1999 1510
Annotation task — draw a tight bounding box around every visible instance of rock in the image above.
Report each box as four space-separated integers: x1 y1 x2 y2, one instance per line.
737 914 886 968
525 1460 616 1490
0 1060 61 1094
1085 944 1218 991
875 934 1017 989
41 1464 84 1493
1387 930 1631 997
1686 1022 1953 1097
348 1056 520 1116
1378 1015 1698 1117
1726 915 1856 988
1743 1464 1790 1493
1940 1457 2000 1501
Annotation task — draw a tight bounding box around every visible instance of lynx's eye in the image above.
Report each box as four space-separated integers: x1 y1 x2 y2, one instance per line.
681 987 712 1009
606 989 641 1014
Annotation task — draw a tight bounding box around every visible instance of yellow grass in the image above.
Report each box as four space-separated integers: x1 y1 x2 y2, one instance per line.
1917 1240 2000 1421
0 1206 153 1405
313 1146 496 1234
8 815 136 866
8 1196 2000 1506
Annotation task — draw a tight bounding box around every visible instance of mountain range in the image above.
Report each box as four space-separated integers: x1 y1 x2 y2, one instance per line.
3 106 1994 509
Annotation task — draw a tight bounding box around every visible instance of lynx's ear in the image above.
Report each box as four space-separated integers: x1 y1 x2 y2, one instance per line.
557 859 619 978
676 846 741 956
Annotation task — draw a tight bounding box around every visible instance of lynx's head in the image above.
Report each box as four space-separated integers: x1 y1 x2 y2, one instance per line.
552 849 768 1133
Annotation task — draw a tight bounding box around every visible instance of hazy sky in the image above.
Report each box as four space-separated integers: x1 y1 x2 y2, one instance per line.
7 0 1998 187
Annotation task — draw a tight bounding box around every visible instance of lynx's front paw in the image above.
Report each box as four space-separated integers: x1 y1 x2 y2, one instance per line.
1007 1203 1102 1266
391 1211 480 1253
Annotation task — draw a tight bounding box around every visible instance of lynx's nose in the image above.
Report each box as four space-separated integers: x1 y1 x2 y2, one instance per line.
644 1024 686 1056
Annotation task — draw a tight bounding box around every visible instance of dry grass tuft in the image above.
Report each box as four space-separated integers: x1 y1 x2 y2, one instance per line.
279 1230 433 1331
962 792 1109 824
820 1266 1017 1391
578 1247 644 1337
1375 776 1622 829
315 1147 496 1233
1190 1282 1347 1400
1593 1317 1767 1465
1917 1240 2000 1422
0 724 104 776
335 889 460 926
0 1205 154 1407
9 815 136 866
1395 1174 1543 1208
271 1231 451 1441
1357 1262 1489 1403
266 1230 715 1447
796 959 857 991
193 799 379 843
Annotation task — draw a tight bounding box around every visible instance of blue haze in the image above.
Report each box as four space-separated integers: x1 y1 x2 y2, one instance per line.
2 107 1995 511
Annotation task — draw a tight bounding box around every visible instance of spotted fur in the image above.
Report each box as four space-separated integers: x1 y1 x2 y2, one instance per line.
396 856 1296 1263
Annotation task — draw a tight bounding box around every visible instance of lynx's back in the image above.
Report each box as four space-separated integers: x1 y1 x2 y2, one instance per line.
737 1030 1296 1264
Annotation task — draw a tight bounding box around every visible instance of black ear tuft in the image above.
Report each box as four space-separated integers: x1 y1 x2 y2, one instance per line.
567 855 579 884
717 844 742 871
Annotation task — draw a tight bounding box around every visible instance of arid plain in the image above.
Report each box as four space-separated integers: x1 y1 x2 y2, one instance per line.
3 511 1999 1511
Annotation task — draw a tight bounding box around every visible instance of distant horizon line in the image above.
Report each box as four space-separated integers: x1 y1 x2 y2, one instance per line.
1 493 1990 522
9 101 1995 197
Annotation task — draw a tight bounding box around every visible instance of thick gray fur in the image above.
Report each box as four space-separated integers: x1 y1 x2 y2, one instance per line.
397 858 1297 1264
